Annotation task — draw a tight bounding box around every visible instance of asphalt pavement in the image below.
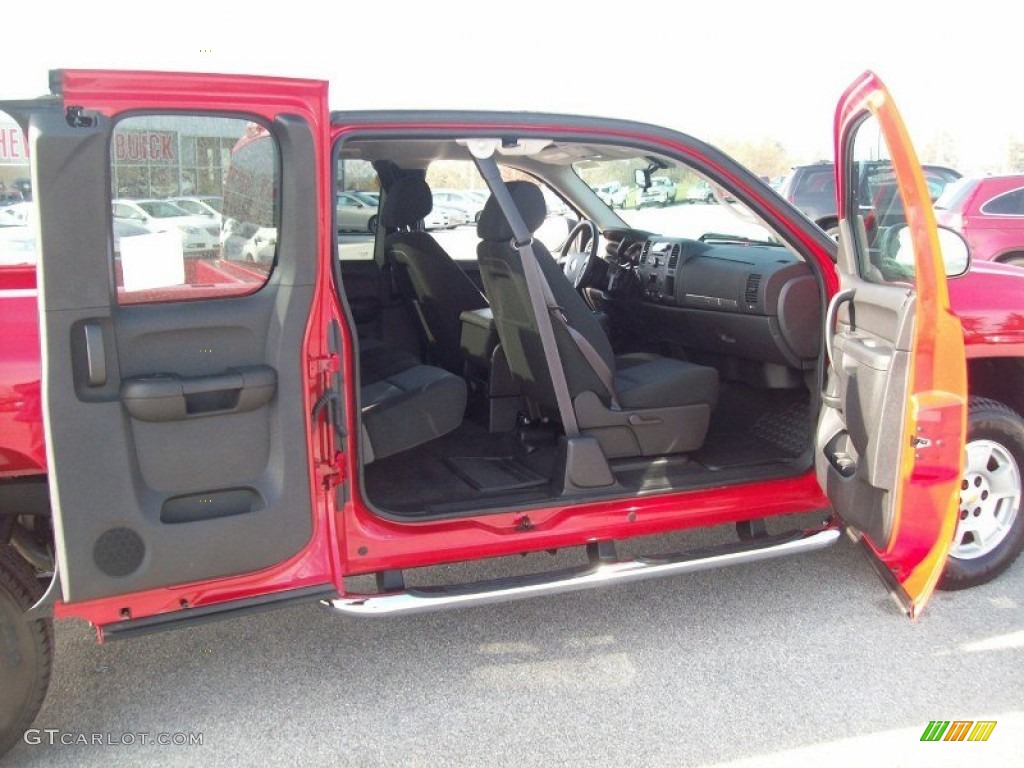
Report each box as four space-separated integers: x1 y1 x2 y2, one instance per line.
5 519 1023 767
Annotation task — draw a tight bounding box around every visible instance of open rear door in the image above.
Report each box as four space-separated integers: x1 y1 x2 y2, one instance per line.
816 72 967 617
3 71 339 627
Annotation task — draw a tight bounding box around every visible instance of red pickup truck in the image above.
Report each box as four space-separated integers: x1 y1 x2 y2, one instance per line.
2 69 1024 755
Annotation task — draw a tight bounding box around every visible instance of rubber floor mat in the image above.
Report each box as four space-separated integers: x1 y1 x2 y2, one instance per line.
750 400 810 456
446 456 548 493
694 433 794 470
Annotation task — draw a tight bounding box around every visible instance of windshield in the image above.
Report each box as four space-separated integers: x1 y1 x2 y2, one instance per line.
137 200 191 218
572 157 781 245
172 200 206 215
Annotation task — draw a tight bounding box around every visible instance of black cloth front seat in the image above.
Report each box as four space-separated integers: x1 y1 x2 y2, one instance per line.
381 177 488 374
476 181 719 458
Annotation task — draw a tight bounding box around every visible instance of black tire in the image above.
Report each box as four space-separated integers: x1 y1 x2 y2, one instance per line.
939 398 1024 590
366 216 377 234
0 544 53 757
1000 252 1024 268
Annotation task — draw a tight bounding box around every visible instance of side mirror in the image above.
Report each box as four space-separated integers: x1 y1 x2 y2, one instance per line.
938 225 970 277
889 224 970 278
634 168 651 190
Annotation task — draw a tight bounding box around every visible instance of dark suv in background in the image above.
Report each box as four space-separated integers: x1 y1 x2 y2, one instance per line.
780 161 961 236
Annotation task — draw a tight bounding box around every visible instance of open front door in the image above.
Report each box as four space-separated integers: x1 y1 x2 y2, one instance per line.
5 71 338 624
816 72 967 617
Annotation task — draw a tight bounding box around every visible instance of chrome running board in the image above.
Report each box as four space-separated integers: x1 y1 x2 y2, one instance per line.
325 528 840 617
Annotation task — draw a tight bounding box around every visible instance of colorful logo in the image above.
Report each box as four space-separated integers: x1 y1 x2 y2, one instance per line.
921 721 997 742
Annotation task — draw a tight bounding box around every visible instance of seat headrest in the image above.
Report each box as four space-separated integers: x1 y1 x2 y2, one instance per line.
380 176 434 229
477 181 547 241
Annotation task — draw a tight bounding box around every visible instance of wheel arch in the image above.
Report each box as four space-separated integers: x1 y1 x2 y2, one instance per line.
992 249 1024 265
968 357 1024 417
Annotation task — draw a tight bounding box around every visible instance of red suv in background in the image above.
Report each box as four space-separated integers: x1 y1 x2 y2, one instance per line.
934 175 1024 266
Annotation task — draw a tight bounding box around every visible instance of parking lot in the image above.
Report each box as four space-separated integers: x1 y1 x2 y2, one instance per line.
337 201 776 263
6 518 1023 767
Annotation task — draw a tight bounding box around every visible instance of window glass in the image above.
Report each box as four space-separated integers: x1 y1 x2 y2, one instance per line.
336 159 379 260
334 156 574 262
981 188 1024 216
0 110 35 267
427 161 574 258
111 115 279 304
573 157 782 246
848 116 914 284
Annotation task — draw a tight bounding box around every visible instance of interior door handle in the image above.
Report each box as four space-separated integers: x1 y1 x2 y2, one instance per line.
120 365 277 422
824 289 856 368
83 322 107 387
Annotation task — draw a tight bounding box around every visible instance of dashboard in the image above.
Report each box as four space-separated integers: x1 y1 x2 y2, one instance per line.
626 236 822 380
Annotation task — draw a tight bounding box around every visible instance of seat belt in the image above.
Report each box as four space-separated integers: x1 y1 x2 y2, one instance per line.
535 276 621 410
474 155 581 437
474 158 621 411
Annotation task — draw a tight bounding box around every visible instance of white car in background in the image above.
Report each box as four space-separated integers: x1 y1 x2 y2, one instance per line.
168 196 223 225
423 207 450 230
433 189 486 223
593 182 629 209
0 202 31 227
637 175 678 207
112 199 220 253
338 189 450 231
435 205 468 227
240 226 277 264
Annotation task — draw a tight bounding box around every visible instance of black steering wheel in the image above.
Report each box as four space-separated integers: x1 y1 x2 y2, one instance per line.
559 219 600 290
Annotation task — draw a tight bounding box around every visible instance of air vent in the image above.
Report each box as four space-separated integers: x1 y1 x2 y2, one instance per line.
668 243 680 269
745 274 762 305
640 240 651 263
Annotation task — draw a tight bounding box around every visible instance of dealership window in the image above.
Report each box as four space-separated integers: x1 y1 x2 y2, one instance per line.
110 115 279 304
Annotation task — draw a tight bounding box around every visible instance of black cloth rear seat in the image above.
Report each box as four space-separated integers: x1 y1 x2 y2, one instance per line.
357 340 466 462
359 340 421 385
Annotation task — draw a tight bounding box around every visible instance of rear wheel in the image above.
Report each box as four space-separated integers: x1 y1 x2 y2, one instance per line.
1000 252 1024 268
367 215 378 234
0 544 53 757
939 398 1024 590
